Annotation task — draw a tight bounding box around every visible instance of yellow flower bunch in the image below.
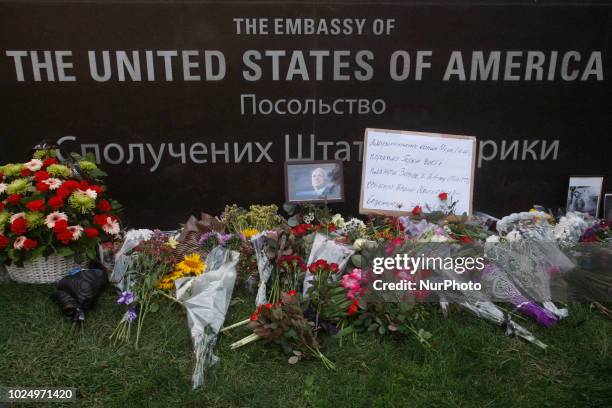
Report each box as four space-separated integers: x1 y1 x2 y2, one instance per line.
156 253 207 291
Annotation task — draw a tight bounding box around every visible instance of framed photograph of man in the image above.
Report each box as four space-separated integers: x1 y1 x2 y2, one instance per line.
566 176 604 217
604 194 612 221
284 160 344 203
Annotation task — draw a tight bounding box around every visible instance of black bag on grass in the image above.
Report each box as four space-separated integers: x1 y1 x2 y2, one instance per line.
52 267 108 321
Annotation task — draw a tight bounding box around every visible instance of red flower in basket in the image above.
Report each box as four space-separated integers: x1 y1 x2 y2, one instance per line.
34 170 50 182
0 202 4 212
438 192 448 201
56 229 74 245
85 227 99 239
48 196 64 210
7 194 22 206
97 199 112 212
26 199 46 212
35 181 50 193
11 218 28 235
23 238 38 251
53 219 69 233
0 235 8 250
94 214 110 227
42 157 58 167
412 206 422 216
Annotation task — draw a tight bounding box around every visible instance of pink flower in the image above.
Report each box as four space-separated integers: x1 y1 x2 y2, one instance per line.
341 268 364 300
24 159 43 172
43 178 63 190
342 274 360 291
10 212 26 223
45 211 68 228
102 218 120 236
13 236 26 250
349 269 362 281
67 225 84 240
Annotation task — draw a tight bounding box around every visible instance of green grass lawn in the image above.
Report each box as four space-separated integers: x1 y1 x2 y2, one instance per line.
1 282 611 408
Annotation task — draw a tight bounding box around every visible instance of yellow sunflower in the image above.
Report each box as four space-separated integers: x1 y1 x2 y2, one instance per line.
241 228 260 240
175 253 206 276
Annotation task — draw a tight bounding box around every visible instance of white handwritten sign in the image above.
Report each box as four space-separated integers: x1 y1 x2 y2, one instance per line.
359 129 476 216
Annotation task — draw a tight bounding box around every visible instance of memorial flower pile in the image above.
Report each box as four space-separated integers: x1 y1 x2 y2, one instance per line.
0 148 121 266
106 198 610 381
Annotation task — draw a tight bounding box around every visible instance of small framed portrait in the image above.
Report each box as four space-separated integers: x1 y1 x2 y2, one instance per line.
566 176 604 217
284 160 344 203
604 194 612 221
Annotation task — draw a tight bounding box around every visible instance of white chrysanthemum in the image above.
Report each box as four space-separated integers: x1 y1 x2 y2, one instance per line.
0 183 6 195
67 225 84 240
13 236 26 249
102 218 120 236
45 211 68 228
43 178 63 190
24 159 43 172
344 218 366 232
331 213 345 228
10 212 25 223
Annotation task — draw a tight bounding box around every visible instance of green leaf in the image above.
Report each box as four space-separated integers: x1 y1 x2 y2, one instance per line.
378 326 386 336
336 325 354 337
149 303 160 313
29 246 45 261
86 247 97 260
56 247 74 257
350 254 363 268
367 323 379 332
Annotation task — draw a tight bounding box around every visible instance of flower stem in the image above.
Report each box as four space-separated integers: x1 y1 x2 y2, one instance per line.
229 333 261 350
220 318 251 333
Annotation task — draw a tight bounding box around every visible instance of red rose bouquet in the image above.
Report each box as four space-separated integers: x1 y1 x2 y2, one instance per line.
0 148 121 267
230 291 335 369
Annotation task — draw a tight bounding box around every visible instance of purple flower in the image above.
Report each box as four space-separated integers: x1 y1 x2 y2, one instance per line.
198 231 217 245
126 307 138 322
116 290 134 305
217 233 234 245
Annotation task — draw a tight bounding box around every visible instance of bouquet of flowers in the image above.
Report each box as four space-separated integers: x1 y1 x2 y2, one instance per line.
230 291 335 369
0 147 121 271
110 231 182 348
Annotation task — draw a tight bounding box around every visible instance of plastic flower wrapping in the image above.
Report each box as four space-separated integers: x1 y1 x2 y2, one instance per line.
174 247 240 389
97 197 610 388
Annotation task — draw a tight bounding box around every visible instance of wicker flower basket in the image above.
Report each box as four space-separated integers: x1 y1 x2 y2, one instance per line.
6 254 88 284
